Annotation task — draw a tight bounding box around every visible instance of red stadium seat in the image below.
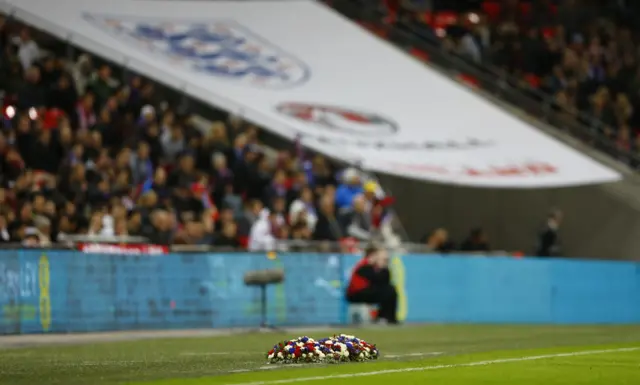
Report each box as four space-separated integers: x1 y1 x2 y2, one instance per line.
519 2 532 16
481 1 501 22
541 26 555 38
458 73 480 88
432 11 458 30
238 236 249 249
421 11 434 25
409 47 430 62
524 73 541 89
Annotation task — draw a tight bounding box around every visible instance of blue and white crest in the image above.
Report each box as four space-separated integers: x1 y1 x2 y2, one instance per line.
83 13 310 89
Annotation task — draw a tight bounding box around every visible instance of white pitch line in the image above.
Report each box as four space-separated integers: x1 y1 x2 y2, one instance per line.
385 352 443 358
180 352 256 356
228 347 640 385
258 364 309 370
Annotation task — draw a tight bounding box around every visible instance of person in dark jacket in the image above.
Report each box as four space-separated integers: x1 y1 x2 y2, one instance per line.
28 129 60 174
141 209 174 245
213 221 241 249
47 74 77 118
17 66 46 109
313 195 342 241
536 210 563 257
460 228 491 252
346 246 398 324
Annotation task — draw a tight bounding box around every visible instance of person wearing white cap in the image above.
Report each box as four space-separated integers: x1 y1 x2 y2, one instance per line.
335 167 363 211
140 104 156 126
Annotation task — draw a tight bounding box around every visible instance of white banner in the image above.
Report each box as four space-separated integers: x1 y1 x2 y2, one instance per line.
3 0 621 187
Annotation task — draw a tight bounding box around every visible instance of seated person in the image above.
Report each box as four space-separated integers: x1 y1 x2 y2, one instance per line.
345 246 398 324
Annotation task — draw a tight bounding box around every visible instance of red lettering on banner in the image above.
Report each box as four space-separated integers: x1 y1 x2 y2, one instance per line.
390 162 558 178
526 163 557 174
77 243 169 255
464 162 557 177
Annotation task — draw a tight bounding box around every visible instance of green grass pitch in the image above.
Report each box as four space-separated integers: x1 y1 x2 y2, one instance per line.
1 325 640 385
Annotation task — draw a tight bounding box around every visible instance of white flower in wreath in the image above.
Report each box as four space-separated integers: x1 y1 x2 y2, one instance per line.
268 353 275 359
277 352 283 358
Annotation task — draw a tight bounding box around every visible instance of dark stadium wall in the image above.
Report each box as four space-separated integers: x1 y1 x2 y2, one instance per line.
378 173 640 260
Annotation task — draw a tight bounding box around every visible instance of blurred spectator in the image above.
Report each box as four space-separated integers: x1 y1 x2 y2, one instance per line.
535 210 563 257
33 215 51 246
335 167 362 211
460 227 490 252
313 194 342 241
0 15 403 252
162 121 186 163
222 184 243 218
130 141 153 184
237 199 263 237
88 64 117 108
248 208 278 251
423 228 455 253
142 209 174 245
215 206 234 232
265 168 288 204
127 210 143 237
289 186 317 231
0 214 10 243
214 221 241 248
310 155 336 194
16 28 40 71
176 220 212 246
362 181 379 208
48 74 78 118
340 194 372 241
18 66 45 109
290 221 312 242
210 152 233 205
22 227 40 247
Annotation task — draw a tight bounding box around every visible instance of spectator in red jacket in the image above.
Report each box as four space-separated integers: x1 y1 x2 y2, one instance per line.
346 246 398 324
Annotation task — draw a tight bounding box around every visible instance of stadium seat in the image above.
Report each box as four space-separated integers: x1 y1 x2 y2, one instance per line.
519 2 532 16
409 47 430 62
432 11 458 30
481 1 501 22
458 73 480 88
524 73 541 89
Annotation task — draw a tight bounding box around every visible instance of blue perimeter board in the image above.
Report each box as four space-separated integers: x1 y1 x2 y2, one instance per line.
1 251 639 334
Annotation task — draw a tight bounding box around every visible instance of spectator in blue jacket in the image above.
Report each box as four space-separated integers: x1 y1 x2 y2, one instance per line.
335 167 363 212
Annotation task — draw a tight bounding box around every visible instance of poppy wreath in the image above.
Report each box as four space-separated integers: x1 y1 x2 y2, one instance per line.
266 334 380 364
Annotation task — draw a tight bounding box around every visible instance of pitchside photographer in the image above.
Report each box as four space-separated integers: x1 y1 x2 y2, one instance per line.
346 246 399 325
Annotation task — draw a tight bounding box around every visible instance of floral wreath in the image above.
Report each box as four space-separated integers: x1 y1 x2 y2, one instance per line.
266 334 380 364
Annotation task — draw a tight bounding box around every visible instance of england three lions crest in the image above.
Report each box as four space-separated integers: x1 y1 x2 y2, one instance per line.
83 14 310 89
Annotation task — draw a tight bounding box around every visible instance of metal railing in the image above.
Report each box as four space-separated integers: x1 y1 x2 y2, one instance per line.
0 239 514 255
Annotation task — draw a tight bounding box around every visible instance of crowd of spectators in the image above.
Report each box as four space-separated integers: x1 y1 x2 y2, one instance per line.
373 0 640 159
0 16 400 250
